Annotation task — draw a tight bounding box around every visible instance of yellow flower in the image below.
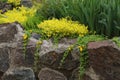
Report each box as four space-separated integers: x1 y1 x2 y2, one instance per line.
29 30 32 33
78 46 83 52
68 45 73 51
23 34 28 40
8 0 20 6
0 6 36 24
0 10 2 13
79 34 84 37
37 41 42 45
68 47 71 51
38 18 88 38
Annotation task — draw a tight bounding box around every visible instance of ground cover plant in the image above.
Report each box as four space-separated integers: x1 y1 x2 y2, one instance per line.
0 5 42 30
7 0 21 6
38 18 88 38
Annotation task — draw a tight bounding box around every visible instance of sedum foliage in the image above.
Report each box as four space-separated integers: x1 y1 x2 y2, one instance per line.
0 6 36 26
8 0 21 6
38 18 88 38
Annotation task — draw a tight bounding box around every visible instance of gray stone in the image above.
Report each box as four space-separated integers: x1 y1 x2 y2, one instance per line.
0 2 13 14
0 71 4 80
84 67 103 80
31 33 41 40
70 67 101 80
38 68 67 80
88 40 120 80
0 22 23 73
0 22 39 69
9 34 38 68
0 22 41 80
25 37 38 67
70 68 80 80
2 67 36 80
0 23 17 43
0 46 10 72
21 0 33 7
39 38 79 70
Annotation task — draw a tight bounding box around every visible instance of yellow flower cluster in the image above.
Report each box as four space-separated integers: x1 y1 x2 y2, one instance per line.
8 0 21 6
23 34 28 40
78 46 84 52
38 18 88 38
68 45 74 51
37 40 42 45
0 6 36 24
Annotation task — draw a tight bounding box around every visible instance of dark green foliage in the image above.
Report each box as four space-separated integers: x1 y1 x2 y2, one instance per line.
22 13 44 30
0 0 7 2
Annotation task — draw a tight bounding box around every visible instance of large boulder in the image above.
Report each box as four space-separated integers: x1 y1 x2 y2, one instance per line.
0 22 38 79
0 22 24 79
39 38 79 69
38 38 79 77
2 67 36 80
38 67 67 80
88 40 120 80
0 22 23 73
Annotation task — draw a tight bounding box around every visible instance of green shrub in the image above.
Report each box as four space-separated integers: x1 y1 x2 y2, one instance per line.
38 0 120 37
22 14 43 30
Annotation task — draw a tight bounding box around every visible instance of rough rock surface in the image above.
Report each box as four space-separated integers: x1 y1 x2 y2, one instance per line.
0 71 4 80
88 40 120 80
70 67 97 80
70 68 80 80
0 22 23 73
0 22 37 79
0 23 18 42
0 2 13 14
2 67 36 80
38 38 79 78
0 45 10 72
39 38 79 70
21 0 33 7
38 68 67 80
